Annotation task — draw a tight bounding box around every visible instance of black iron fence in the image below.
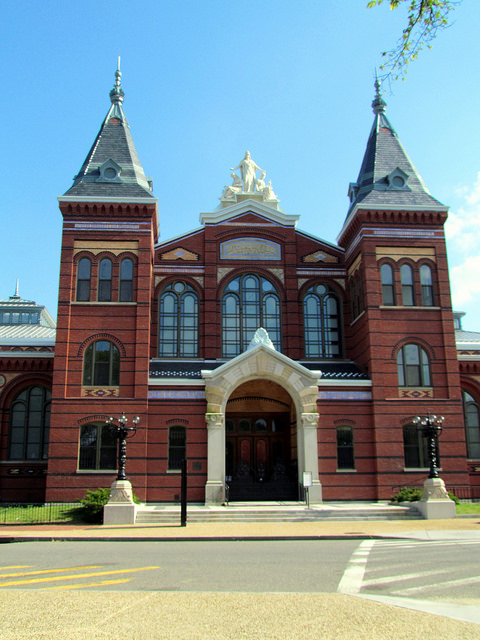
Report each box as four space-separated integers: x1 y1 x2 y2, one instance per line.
0 503 82 524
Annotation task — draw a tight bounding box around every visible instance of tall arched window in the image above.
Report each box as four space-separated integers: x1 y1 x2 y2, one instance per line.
303 284 341 358
119 258 134 302
222 274 281 357
76 257 91 301
397 344 431 387
420 264 434 306
98 257 113 302
78 423 117 470
8 386 51 460
159 282 199 357
463 390 480 459
83 340 120 386
380 263 395 306
400 264 415 306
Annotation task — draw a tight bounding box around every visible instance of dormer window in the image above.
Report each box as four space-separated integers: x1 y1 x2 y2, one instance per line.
387 167 409 190
97 159 122 183
348 182 358 203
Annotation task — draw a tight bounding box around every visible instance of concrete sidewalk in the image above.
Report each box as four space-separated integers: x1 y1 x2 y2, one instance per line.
1 514 479 542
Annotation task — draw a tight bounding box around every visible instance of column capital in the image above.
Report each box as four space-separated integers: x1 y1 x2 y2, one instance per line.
205 413 224 429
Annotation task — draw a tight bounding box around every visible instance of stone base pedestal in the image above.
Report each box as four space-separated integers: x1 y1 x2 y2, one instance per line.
205 481 225 505
416 477 456 520
103 479 137 525
307 481 323 504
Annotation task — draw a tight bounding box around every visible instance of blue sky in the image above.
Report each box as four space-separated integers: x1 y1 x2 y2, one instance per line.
1 1 480 328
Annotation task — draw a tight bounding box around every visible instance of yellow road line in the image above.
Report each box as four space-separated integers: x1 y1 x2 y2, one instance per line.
43 578 131 590
0 565 102 579
0 565 160 588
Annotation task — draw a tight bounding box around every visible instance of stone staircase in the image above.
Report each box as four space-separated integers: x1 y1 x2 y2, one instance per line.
135 501 422 524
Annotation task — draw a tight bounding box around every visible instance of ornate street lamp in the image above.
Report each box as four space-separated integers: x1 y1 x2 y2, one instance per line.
105 413 140 481
412 414 444 479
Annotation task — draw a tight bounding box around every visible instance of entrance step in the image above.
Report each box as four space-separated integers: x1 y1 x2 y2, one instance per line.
135 501 422 524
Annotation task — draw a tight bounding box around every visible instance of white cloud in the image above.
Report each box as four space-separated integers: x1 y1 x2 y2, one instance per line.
450 256 480 307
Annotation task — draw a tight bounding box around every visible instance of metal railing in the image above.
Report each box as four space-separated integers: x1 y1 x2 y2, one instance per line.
0 503 82 524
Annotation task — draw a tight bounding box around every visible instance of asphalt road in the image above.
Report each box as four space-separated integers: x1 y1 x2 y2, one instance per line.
1 538 479 606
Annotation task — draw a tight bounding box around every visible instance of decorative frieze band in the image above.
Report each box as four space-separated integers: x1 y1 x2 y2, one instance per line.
148 390 206 400
317 391 372 400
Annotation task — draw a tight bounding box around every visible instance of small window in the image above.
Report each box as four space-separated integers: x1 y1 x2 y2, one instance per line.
98 258 113 302
400 264 415 306
78 423 117 470
83 340 120 386
77 257 91 301
403 423 435 468
337 426 355 469
397 344 431 387
463 390 480 459
119 258 134 302
380 263 395 306
420 264 434 306
168 426 186 470
8 386 51 460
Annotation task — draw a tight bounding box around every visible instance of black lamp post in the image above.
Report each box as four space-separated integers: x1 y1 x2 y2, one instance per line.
105 413 140 481
412 414 444 479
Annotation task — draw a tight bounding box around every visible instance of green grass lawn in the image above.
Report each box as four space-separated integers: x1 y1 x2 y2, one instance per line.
456 502 480 515
0 503 82 524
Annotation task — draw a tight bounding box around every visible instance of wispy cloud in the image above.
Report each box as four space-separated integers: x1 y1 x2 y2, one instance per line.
445 171 480 308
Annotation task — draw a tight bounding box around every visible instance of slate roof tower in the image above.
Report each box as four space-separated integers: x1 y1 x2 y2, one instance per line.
338 82 468 499
46 63 158 501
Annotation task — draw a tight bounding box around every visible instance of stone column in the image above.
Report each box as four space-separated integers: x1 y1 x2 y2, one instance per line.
103 479 137 525
416 477 456 519
300 413 322 503
205 412 225 505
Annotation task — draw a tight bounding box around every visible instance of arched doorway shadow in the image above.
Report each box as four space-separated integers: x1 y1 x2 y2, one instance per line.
225 380 298 501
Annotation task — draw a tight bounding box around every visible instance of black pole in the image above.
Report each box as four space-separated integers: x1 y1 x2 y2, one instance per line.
117 428 128 481
180 458 187 527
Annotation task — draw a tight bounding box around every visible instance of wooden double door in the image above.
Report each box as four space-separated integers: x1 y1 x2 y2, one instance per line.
225 412 297 501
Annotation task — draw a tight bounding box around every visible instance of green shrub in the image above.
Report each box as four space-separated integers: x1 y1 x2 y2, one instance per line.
447 491 460 504
391 487 422 503
77 488 111 523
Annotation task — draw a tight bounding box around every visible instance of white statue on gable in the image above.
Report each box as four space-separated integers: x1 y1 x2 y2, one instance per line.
222 172 243 200
231 151 264 193
247 327 276 351
255 171 266 192
263 179 278 201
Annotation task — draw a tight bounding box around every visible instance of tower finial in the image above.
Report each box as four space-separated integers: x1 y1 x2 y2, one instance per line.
372 71 386 115
110 57 125 105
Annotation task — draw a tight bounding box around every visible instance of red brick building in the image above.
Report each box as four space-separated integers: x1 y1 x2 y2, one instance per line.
1 70 480 504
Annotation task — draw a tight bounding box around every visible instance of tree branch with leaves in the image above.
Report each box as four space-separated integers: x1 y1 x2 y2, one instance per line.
367 0 462 82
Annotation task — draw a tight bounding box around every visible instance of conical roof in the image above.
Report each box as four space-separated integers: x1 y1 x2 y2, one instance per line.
346 81 445 218
64 63 154 199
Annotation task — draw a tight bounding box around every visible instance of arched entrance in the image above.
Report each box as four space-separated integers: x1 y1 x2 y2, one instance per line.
225 380 297 501
202 340 322 505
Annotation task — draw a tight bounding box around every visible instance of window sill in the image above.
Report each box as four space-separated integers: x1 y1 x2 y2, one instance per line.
379 305 440 310
166 469 181 474
403 468 442 472
336 468 357 473
72 301 137 306
76 469 117 474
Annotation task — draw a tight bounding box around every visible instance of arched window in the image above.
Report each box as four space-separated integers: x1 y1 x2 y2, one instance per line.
159 282 198 357
380 263 395 306
303 284 341 358
8 386 51 460
403 423 430 468
400 264 415 306
83 340 120 386
336 426 354 469
222 274 281 357
119 258 134 302
420 264 434 306
78 423 117 470
98 258 113 302
397 344 431 387
168 426 186 470
463 390 480 459
76 257 91 301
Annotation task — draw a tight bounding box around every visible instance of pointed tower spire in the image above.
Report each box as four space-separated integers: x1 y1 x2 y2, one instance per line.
343 78 445 221
62 62 154 199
